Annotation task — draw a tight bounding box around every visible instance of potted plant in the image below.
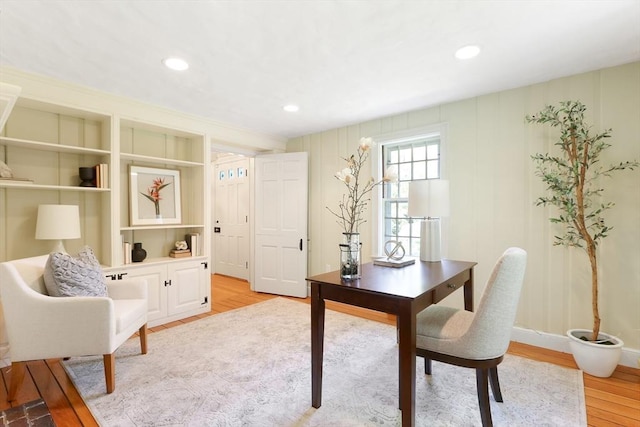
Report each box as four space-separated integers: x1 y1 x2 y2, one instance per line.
526 100 638 377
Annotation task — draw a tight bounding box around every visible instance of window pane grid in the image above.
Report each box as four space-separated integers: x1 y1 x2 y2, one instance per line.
382 138 440 257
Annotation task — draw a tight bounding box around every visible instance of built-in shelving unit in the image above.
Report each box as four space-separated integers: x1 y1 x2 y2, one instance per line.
0 91 211 326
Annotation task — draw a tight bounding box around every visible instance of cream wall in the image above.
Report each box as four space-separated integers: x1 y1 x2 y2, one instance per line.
287 62 640 351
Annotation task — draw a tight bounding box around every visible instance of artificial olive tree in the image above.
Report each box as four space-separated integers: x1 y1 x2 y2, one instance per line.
526 100 638 342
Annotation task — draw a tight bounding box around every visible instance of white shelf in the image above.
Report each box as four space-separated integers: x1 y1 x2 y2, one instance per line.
0 136 110 155
120 153 203 167
104 255 208 271
0 182 110 191
120 224 205 231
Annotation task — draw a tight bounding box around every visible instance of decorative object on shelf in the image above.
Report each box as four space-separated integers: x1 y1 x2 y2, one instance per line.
35 204 81 253
526 100 638 377
0 160 33 184
131 242 147 263
408 179 450 262
170 240 191 258
129 166 182 225
0 160 13 178
327 137 397 280
79 167 96 187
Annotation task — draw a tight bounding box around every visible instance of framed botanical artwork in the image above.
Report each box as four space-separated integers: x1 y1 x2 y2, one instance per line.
129 165 182 225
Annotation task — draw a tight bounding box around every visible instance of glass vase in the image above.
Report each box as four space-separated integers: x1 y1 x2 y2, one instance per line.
340 232 361 280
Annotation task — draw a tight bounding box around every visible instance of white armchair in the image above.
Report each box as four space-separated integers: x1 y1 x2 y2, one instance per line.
0 255 148 401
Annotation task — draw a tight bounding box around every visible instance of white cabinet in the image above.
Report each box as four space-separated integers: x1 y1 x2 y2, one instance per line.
107 259 209 327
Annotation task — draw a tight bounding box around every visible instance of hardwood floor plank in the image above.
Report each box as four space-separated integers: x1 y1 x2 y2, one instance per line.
26 360 84 427
46 360 99 427
588 405 639 426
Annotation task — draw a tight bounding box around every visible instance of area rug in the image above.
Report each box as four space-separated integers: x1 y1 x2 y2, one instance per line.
63 298 586 426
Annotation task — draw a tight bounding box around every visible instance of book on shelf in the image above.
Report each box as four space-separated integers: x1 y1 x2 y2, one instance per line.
94 163 109 188
123 241 132 264
185 233 200 257
373 258 416 268
170 249 192 258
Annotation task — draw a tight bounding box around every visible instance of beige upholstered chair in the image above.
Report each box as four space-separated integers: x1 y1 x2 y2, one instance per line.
416 247 527 427
0 255 148 401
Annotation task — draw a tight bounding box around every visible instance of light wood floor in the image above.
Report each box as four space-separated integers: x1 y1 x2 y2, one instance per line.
1 274 638 426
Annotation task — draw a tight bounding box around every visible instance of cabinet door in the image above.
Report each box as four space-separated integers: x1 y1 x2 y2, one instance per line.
121 265 167 323
167 261 206 316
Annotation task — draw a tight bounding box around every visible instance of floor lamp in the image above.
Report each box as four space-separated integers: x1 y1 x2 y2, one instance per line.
35 204 81 253
408 180 450 262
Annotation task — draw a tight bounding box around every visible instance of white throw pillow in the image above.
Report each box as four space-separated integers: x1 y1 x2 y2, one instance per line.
43 246 108 297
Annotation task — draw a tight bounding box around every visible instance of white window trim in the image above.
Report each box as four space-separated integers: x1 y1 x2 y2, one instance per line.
370 123 448 256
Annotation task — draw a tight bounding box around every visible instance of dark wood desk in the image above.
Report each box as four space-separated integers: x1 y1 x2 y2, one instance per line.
307 259 476 427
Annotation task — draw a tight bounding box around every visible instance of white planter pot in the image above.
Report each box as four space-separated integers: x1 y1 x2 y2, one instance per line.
567 329 623 378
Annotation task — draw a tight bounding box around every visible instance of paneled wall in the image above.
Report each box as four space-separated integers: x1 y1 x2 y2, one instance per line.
287 62 640 350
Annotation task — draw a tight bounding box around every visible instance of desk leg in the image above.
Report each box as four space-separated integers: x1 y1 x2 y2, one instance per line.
397 306 416 427
311 282 325 408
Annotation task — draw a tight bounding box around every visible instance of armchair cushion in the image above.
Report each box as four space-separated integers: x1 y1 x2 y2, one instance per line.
43 246 108 297
113 299 147 334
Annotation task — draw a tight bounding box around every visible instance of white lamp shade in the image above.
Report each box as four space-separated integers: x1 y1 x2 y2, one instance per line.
408 180 450 218
35 204 81 240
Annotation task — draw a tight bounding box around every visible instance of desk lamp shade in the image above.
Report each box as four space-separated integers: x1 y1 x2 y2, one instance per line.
408 180 450 262
35 204 81 253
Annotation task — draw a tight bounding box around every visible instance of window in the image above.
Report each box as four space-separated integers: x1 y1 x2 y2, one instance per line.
381 134 441 257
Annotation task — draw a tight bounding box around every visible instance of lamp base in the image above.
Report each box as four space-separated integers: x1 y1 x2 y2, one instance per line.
419 219 442 262
50 240 68 254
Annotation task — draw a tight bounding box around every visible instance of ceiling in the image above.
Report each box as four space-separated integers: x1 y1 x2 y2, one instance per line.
1 1 639 141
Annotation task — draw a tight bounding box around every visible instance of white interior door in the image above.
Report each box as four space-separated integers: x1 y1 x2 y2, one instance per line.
214 157 250 280
254 152 308 298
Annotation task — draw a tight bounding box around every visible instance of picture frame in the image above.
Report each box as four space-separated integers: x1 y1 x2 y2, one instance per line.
129 165 182 225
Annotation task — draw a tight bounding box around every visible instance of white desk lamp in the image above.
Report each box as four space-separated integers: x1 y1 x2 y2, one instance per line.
408 180 450 262
35 204 81 253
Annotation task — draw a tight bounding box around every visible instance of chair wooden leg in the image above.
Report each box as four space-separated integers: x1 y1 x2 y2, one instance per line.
488 366 503 402
103 353 115 394
7 362 26 402
476 367 493 427
139 324 148 354
424 357 432 375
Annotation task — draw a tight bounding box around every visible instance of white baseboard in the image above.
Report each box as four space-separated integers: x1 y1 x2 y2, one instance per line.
511 327 640 369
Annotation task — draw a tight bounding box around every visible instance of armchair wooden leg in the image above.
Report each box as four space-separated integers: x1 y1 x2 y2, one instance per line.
476 367 493 427
103 353 115 394
488 366 503 402
139 324 148 355
7 362 26 402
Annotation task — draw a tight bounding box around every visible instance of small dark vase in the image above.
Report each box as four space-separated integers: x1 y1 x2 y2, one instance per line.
131 242 147 263
79 167 96 187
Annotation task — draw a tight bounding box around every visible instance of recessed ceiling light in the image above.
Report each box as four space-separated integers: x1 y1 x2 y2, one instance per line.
455 45 481 60
283 104 300 112
162 57 189 71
